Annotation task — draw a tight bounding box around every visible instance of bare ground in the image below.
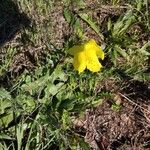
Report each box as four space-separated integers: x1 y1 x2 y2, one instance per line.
0 1 150 149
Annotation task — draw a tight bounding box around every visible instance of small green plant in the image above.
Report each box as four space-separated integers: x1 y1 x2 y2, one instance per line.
0 0 149 149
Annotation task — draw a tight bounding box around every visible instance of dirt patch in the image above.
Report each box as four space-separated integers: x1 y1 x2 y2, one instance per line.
10 46 45 76
74 97 150 149
0 0 30 65
122 80 150 103
0 0 30 46
73 77 150 149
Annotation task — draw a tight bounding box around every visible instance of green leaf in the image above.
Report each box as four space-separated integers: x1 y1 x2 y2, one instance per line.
0 88 11 100
70 135 90 150
50 65 67 83
115 45 129 60
75 0 85 8
0 99 12 114
61 110 71 130
64 9 72 24
45 82 65 96
112 10 136 37
78 13 104 40
0 112 13 127
21 73 49 95
107 18 112 31
17 125 25 150
91 99 103 107
139 41 150 56
58 99 75 111
0 112 10 120
78 137 89 150
0 133 14 140
74 19 84 38
22 65 67 95
111 103 121 111
111 48 118 66
136 0 142 11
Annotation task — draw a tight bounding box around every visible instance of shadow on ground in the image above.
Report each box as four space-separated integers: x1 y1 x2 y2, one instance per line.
0 0 31 89
114 69 150 104
0 0 30 46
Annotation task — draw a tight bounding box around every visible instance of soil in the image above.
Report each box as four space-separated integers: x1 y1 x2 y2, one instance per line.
0 1 150 149
74 78 150 149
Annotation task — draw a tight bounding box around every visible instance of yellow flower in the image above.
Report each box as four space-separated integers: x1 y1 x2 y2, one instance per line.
68 39 104 73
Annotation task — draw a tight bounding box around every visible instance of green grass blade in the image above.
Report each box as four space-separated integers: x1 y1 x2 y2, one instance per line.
78 13 104 40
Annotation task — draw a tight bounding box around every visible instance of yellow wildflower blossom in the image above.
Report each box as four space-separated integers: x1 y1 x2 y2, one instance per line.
68 39 104 73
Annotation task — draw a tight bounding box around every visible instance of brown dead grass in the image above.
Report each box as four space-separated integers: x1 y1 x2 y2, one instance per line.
74 78 150 149
1 1 150 149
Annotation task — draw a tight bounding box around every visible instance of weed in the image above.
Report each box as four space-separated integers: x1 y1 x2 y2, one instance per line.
0 0 150 149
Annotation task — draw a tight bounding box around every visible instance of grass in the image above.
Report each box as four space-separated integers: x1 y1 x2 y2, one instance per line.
0 0 150 149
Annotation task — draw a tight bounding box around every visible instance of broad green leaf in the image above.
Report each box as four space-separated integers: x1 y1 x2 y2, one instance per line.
56 86 74 101
0 99 12 114
22 65 67 95
0 88 11 100
58 99 75 111
45 82 64 96
21 73 49 95
15 94 36 112
50 65 67 83
0 112 9 119
136 0 142 11
0 112 13 127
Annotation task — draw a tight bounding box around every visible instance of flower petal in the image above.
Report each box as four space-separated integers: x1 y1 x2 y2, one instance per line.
68 45 84 56
84 39 96 50
84 39 104 60
87 58 102 72
73 52 86 73
68 39 104 73
86 52 102 72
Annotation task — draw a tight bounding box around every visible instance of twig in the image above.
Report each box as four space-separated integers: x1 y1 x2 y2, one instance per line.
119 92 150 114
